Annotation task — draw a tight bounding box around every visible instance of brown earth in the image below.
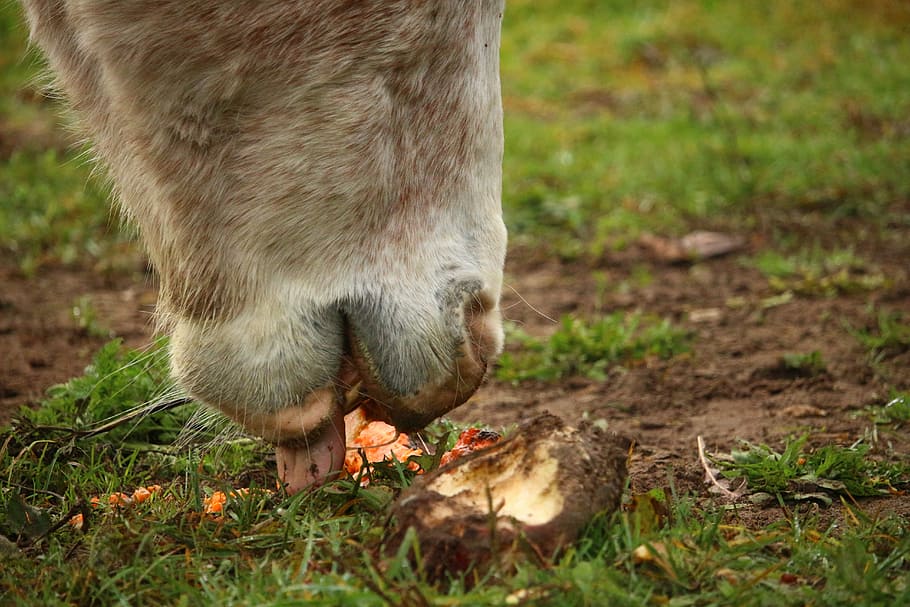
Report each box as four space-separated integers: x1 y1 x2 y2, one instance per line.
1 213 909 527
0 261 157 418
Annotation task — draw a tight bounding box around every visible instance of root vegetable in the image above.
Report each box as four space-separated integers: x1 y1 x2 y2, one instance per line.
385 413 629 580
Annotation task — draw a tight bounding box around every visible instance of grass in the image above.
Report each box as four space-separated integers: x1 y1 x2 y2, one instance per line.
748 247 889 296
2 346 909 605
18 339 179 439
865 393 910 427
496 313 690 382
715 435 908 503
70 294 114 338
0 4 128 275
853 309 910 359
0 149 126 275
850 309 910 385
779 350 828 377
2 340 907 605
501 0 910 254
3 0 910 604
4 1 910 266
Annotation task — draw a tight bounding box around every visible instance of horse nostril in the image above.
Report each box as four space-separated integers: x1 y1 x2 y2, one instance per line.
464 288 500 366
340 281 502 431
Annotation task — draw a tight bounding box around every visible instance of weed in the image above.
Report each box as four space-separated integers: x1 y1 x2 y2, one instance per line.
852 309 910 358
865 393 910 427
12 338 183 444
780 350 827 376
495 313 690 382
717 435 909 502
70 295 113 338
748 248 888 296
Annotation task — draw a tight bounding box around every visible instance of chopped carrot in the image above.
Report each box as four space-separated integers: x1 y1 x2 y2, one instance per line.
68 484 275 528
131 484 162 503
342 409 502 484
203 491 227 515
69 485 162 528
438 428 502 467
108 492 133 507
132 487 152 503
65 423 500 532
202 487 272 516
344 420 423 484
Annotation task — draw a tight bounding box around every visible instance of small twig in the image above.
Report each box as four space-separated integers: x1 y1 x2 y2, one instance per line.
62 538 84 563
25 397 194 440
41 502 87 540
0 434 12 468
15 501 87 549
697 436 745 500
2 481 65 501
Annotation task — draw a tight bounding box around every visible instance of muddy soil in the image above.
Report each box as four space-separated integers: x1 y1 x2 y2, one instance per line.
0 262 156 419
1 212 908 526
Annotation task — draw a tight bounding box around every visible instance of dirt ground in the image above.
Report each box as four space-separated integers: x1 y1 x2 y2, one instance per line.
2 210 909 525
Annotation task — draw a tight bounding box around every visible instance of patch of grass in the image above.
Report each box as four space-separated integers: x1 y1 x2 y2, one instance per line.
865 393 910 427
2 343 910 605
780 350 828 377
515 493 910 607
501 0 910 254
0 3 43 122
717 435 909 503
69 295 113 338
14 339 182 444
3 339 241 507
0 149 127 274
748 247 889 296
5 1 910 264
495 313 690 383
852 309 910 359
0 5 130 274
3 1 910 265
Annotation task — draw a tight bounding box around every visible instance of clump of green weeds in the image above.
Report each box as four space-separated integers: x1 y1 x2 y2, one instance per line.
852 309 910 359
864 393 910 428
12 338 188 446
717 435 908 502
779 350 827 377
495 312 690 382
69 295 113 338
748 248 888 296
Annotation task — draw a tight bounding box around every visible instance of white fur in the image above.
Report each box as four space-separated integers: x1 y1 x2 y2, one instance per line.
21 0 508 441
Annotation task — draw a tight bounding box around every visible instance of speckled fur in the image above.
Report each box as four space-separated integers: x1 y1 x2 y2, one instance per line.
21 0 507 439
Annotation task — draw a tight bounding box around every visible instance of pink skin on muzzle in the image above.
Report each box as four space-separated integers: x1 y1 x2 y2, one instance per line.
275 404 347 494
220 385 349 493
